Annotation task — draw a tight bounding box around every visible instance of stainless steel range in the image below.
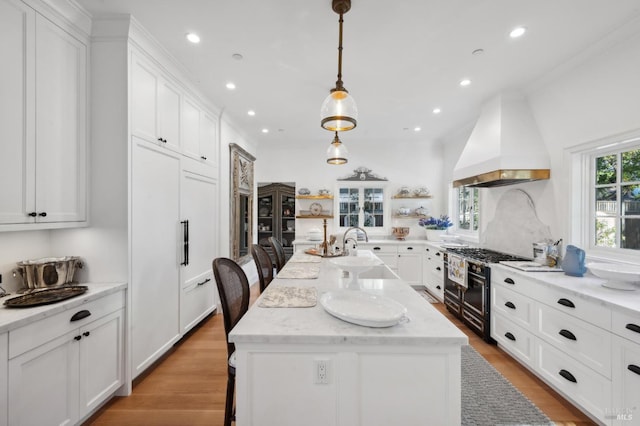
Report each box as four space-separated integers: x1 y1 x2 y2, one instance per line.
443 248 528 342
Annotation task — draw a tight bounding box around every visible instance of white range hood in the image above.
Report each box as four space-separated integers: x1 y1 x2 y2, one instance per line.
452 93 550 188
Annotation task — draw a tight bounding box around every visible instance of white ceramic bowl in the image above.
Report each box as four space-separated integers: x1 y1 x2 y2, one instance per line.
587 262 640 290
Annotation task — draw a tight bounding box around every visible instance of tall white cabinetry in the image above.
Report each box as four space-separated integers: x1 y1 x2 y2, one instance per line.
87 21 221 381
0 0 87 229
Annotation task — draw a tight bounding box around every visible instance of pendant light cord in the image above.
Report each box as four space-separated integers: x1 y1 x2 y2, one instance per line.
335 13 345 92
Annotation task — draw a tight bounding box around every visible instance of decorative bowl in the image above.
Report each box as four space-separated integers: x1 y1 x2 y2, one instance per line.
392 227 410 240
587 262 640 290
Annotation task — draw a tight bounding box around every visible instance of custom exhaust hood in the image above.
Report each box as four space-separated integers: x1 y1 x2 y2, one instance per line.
452 93 550 188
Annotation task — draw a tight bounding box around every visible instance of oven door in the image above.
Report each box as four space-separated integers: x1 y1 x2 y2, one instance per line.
462 271 486 318
443 261 463 318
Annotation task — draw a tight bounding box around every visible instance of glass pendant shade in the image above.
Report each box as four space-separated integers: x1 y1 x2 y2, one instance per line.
320 89 358 131
327 132 349 165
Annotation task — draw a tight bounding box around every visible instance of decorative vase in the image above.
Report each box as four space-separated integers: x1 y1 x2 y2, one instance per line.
425 229 445 241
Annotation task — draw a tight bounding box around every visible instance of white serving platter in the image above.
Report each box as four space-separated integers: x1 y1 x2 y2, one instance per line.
319 290 407 328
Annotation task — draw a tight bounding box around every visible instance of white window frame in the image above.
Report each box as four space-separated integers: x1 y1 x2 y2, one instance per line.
566 129 640 264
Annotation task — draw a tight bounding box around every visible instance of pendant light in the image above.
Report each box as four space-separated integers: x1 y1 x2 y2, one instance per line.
327 131 349 165
320 0 358 132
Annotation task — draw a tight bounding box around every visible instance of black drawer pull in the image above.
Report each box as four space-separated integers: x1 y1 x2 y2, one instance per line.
557 298 575 308
435 252 441 257
197 278 211 286
373 247 381 251
628 364 640 376
559 329 577 341
436 266 441 271
504 278 515 285
505 301 516 309
559 369 577 383
626 323 640 334
406 247 414 250
70 310 91 322
505 332 516 341
200 156 207 160
436 285 441 290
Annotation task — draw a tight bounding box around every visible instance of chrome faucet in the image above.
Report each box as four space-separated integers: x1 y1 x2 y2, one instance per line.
342 226 369 254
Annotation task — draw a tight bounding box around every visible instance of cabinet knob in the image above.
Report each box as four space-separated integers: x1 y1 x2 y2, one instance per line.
436 266 441 271
83 331 90 337
38 212 47 217
74 335 82 341
200 155 207 160
558 369 577 383
558 329 577 341
435 252 441 257
28 212 37 217
436 285 441 290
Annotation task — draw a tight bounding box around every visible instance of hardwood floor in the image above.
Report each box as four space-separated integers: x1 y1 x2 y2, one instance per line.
86 286 596 426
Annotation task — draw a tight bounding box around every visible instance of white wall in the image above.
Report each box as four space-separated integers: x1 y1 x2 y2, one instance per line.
440 23 640 256
255 138 445 241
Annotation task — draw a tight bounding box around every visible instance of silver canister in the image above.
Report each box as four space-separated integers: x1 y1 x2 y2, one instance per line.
13 256 83 289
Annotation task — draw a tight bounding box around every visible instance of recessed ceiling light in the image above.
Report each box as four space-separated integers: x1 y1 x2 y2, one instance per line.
509 26 527 38
186 33 200 44
414 127 421 132
247 110 256 116
472 48 484 56
226 82 236 90
232 53 244 60
261 128 269 134
433 108 441 114
460 79 471 87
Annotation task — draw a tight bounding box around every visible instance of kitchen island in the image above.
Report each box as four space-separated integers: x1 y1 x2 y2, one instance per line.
229 251 468 426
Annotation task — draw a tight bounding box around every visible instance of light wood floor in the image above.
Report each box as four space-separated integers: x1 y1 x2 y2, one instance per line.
85 286 596 426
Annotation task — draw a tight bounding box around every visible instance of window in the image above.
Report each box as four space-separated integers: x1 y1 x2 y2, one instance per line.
337 185 386 230
568 130 640 261
593 147 640 250
456 186 479 233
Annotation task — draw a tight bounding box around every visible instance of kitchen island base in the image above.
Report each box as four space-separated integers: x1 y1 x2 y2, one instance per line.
235 342 461 426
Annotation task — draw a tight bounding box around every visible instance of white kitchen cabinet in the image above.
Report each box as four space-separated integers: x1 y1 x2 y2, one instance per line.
131 137 182 376
423 244 444 300
0 0 87 228
181 96 218 163
180 168 218 333
396 244 422 286
362 244 397 271
0 332 7 426
7 290 124 426
612 336 640 425
131 51 182 152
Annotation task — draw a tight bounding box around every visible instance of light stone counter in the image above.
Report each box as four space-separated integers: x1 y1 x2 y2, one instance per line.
0 282 127 333
230 251 467 426
492 264 640 316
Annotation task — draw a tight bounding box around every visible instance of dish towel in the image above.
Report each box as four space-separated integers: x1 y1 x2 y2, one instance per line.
448 254 467 287
276 264 320 279
258 286 317 308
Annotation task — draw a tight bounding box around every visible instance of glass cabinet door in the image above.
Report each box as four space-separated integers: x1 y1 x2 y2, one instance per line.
363 188 384 228
338 186 386 230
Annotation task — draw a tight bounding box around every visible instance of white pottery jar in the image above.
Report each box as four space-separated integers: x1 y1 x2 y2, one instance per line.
425 229 445 241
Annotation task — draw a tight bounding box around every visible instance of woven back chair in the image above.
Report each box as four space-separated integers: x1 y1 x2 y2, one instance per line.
267 236 286 273
251 244 275 292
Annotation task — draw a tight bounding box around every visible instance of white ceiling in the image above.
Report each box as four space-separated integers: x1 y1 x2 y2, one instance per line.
76 0 640 149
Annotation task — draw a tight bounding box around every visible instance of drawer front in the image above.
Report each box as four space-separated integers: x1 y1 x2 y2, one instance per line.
491 284 535 329
538 303 612 378
9 291 124 358
398 244 421 254
181 273 216 333
612 309 640 346
362 244 397 254
535 284 611 330
492 313 536 365
491 268 539 291
537 340 612 424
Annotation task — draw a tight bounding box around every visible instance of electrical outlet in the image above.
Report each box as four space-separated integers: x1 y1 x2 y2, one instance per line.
314 359 329 384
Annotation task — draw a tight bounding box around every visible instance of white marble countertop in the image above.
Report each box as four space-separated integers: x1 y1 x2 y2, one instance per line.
493 264 640 316
230 251 467 346
0 282 127 334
